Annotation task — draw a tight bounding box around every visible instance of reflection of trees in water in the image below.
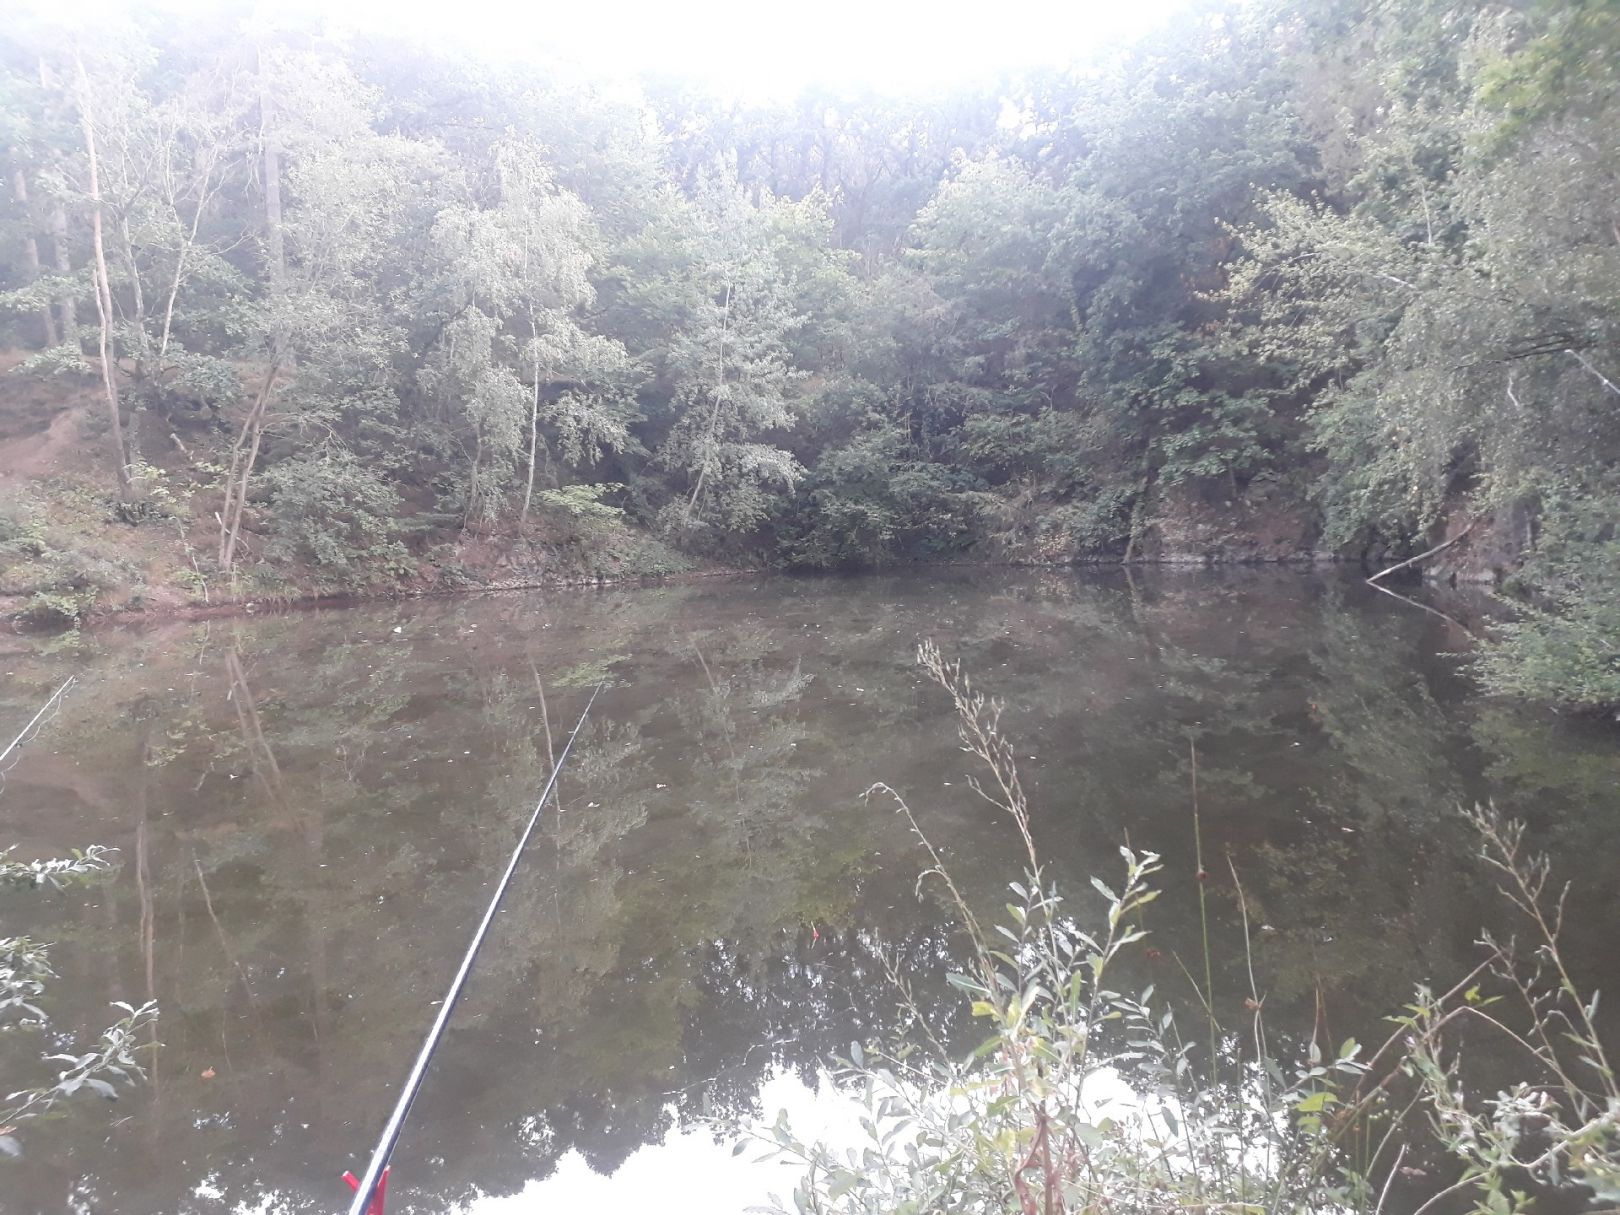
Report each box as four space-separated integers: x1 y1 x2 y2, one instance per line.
0 592 888 1211
1 571 1617 1212
1221 585 1483 1022
677 920 975 1126
1470 702 1620 1022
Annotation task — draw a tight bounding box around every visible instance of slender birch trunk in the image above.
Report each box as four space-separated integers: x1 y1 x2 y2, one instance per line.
684 281 731 523
39 58 79 350
1122 461 1153 564
218 362 278 572
157 149 220 361
74 52 133 499
522 319 542 527
11 165 58 346
118 214 148 377
257 46 291 376
49 202 78 350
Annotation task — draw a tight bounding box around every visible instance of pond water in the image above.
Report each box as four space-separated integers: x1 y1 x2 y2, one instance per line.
1 569 1617 1215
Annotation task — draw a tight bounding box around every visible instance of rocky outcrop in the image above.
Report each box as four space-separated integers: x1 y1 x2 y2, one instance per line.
1138 475 1329 565
1419 504 1532 586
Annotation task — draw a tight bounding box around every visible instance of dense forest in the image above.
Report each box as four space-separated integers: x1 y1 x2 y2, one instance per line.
0 0 1616 707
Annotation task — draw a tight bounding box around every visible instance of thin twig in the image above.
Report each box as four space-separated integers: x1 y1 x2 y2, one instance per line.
1374 1143 1408 1215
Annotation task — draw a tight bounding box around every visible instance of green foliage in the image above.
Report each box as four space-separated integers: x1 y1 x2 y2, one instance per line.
115 464 187 526
0 937 54 1023
0 843 118 890
260 450 406 576
1227 0 1620 703
0 513 134 627
782 422 993 569
0 990 159 1155
0 499 49 562
0 1 1614 704
139 352 244 418
1 843 158 1157
6 344 93 380
1040 487 1137 555
419 139 632 525
605 533 694 579
1476 0 1620 134
1477 495 1620 709
534 483 626 524
617 176 839 548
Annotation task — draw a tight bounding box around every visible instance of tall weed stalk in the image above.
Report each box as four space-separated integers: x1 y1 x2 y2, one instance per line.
744 645 1617 1215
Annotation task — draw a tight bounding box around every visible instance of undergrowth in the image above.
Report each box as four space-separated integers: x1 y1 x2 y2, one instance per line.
745 644 1618 1215
0 498 135 626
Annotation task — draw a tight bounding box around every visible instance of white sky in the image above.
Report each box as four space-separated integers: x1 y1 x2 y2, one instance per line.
458 1065 1144 1215
398 0 1196 99
31 0 1198 102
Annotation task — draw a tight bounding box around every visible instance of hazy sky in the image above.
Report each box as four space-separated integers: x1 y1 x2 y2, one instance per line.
397 0 1197 98
31 0 1198 101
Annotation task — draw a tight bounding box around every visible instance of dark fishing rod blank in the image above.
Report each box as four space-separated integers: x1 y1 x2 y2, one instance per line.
343 681 604 1215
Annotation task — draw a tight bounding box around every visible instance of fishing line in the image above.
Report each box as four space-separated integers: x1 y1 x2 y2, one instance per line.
344 680 604 1215
0 676 76 795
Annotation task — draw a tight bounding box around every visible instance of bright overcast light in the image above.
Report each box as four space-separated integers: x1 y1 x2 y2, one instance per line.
26 0 1197 101
388 0 1200 98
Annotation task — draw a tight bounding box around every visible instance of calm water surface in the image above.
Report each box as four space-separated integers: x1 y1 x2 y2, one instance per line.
2 569 1617 1214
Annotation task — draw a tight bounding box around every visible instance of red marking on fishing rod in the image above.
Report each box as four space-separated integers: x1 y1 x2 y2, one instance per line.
343 1165 389 1215
811 923 820 944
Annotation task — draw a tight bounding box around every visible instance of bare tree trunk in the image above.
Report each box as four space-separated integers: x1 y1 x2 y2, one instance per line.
11 165 58 346
218 363 278 572
257 47 290 370
521 322 542 527
262 140 285 278
158 247 187 362
219 409 266 572
258 50 286 289
39 58 79 351
118 214 149 382
156 82 227 363
49 203 77 349
685 452 710 519
75 52 133 500
158 175 211 361
1122 462 1154 563
684 281 731 525
263 136 285 284
463 435 484 529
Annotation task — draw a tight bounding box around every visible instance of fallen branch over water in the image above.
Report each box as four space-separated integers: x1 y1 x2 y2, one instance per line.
1367 520 1476 585
1367 579 1479 637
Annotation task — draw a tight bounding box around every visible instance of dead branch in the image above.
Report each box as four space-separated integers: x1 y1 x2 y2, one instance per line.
1367 519 1476 585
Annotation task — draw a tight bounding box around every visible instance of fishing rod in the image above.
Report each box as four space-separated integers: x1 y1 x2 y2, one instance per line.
343 681 604 1215
0 676 76 780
